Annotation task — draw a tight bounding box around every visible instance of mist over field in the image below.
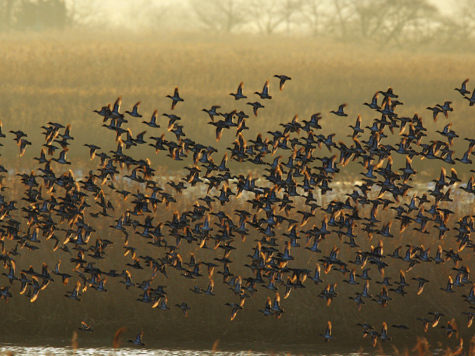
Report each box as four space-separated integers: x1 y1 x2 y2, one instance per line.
1 1 475 355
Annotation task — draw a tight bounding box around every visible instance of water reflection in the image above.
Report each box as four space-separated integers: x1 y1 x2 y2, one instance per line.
0 346 285 356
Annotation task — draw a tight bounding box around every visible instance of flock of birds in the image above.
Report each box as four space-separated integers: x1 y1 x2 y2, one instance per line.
2 75 475 350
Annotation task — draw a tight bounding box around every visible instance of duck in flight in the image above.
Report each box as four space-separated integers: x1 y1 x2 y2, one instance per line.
175 302 191 317
455 78 470 96
142 109 160 128
320 321 335 342
125 102 142 118
330 103 348 117
167 87 184 110
230 82 247 100
254 79 272 99
79 321 93 332
364 92 380 110
247 102 264 117
274 74 291 91
129 331 145 346
202 105 221 121
110 96 124 119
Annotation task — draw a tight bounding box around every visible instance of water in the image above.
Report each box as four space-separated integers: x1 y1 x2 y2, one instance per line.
0 346 356 356
0 333 362 356
0 346 285 356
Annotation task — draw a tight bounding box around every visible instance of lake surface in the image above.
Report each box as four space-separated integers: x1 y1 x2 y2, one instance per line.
0 345 346 356
0 347 273 356
0 345 453 356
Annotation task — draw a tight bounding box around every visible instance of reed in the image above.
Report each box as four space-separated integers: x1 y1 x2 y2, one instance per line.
0 30 474 353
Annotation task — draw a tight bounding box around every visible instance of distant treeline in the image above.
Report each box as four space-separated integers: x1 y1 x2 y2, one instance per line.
0 0 68 31
1 0 475 52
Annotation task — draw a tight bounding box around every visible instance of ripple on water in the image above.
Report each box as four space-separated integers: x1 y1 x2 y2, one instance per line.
0 346 297 356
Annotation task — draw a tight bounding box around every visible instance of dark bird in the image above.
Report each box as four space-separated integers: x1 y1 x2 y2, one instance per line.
330 103 348 117
53 148 71 165
166 87 184 110
79 321 93 332
129 331 145 346
110 96 124 119
274 74 291 91
464 88 475 106
175 302 191 317
320 321 334 342
247 102 264 117
381 322 392 342
364 92 381 110
412 277 429 295
230 82 247 100
125 102 142 118
202 106 221 121
258 297 274 316
65 281 81 301
455 78 470 96
143 109 160 128
379 87 398 99
254 79 272 99
441 320 457 338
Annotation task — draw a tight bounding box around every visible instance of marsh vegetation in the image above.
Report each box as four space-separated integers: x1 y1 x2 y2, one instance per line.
1 6 475 354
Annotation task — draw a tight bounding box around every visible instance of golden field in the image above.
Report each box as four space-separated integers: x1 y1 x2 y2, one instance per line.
1 30 475 173
0 30 475 353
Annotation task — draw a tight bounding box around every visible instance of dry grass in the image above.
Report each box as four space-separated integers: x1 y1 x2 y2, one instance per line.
1 30 475 172
0 30 475 352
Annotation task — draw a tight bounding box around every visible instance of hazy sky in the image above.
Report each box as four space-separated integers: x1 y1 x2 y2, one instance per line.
429 0 455 13
83 0 453 9
69 0 457 31
90 0 456 13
